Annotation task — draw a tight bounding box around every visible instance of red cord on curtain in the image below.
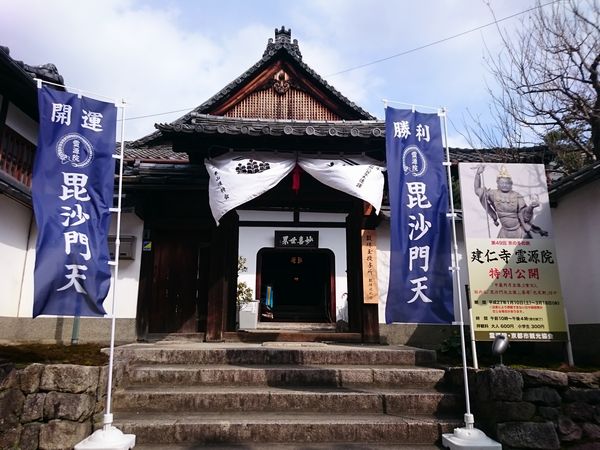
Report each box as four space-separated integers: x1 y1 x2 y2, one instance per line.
292 165 302 194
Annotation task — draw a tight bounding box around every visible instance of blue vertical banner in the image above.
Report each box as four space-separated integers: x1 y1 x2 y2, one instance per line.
32 85 117 317
385 107 453 323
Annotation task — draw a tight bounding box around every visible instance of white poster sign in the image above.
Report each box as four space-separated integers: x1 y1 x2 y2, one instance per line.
459 163 568 342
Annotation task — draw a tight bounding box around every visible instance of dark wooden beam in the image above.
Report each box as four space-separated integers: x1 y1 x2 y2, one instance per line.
175 134 385 163
345 200 363 335
206 211 238 341
134 227 152 341
0 95 9 136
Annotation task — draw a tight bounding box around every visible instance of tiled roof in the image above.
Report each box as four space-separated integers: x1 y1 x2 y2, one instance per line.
548 160 600 201
123 142 188 162
448 146 551 164
154 114 549 160
0 46 66 204
188 27 374 120
156 114 384 139
0 45 64 86
129 27 374 147
124 134 548 165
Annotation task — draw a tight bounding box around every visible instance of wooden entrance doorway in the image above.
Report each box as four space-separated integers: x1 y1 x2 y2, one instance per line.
140 228 210 334
256 248 335 323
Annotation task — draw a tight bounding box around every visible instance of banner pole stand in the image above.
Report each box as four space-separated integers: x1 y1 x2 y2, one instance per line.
562 306 575 366
438 108 500 450
71 315 80 345
75 101 135 450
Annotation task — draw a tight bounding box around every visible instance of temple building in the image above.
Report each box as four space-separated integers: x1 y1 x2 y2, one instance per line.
123 26 389 342
1 29 599 362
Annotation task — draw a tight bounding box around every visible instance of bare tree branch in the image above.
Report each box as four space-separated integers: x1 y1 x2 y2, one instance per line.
471 0 600 167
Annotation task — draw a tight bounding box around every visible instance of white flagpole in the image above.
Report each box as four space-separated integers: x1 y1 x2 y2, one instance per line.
440 107 500 449
562 306 575 366
75 100 135 449
105 98 126 428
382 98 440 112
438 112 479 369
34 78 117 103
440 107 473 411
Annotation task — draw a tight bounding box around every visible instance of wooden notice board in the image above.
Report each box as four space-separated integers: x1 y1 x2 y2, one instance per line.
361 229 379 304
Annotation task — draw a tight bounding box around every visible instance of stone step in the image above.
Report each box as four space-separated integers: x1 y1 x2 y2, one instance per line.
113 385 461 415
126 363 447 388
148 331 364 343
225 331 363 343
222 330 365 343
113 411 461 445
256 322 336 331
112 342 437 366
111 342 459 447
134 443 444 449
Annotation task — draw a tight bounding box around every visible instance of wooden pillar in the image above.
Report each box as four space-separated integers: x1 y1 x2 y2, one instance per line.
345 201 363 335
134 227 152 341
360 203 380 344
362 304 380 343
347 199 381 342
225 213 240 332
206 212 239 341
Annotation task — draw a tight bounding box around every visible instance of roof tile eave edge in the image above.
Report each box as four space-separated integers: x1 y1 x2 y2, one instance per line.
185 113 384 125
0 49 37 88
155 120 387 139
548 160 600 197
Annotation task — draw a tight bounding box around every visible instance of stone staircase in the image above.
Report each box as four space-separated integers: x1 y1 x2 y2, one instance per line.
110 342 463 448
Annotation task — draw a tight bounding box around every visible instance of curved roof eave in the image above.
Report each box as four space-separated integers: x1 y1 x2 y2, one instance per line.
156 113 385 139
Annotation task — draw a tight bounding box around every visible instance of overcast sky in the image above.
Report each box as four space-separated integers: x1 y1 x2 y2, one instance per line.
1 0 540 146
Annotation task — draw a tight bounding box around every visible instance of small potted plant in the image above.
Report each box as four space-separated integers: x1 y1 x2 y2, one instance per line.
237 256 258 329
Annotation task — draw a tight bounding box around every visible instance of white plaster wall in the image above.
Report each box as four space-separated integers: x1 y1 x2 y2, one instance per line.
238 210 293 222
376 219 470 324
6 103 38 144
238 218 348 321
300 212 346 223
105 213 144 318
376 222 390 323
19 216 38 316
552 179 600 324
18 212 143 319
0 195 33 317
452 225 471 325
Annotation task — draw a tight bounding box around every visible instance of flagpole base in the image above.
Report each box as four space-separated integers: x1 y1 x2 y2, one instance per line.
74 424 135 450
442 426 501 449
442 413 500 449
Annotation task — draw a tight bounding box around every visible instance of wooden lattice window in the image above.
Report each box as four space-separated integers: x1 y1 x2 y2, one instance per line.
225 87 341 121
0 126 36 188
